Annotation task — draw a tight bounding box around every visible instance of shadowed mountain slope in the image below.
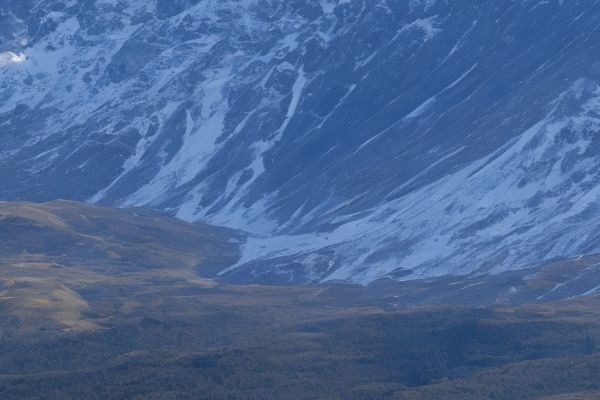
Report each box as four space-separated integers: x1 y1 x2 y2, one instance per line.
4 1 600 282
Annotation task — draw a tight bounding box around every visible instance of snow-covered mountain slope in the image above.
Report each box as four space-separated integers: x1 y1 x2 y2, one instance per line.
3 0 600 283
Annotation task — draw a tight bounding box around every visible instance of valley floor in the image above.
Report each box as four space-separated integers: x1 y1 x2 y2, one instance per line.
2 280 600 399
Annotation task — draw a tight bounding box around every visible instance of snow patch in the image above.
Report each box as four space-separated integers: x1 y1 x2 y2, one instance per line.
0 51 26 67
396 17 441 41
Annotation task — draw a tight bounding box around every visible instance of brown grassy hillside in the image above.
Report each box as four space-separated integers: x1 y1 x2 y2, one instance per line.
1 201 599 399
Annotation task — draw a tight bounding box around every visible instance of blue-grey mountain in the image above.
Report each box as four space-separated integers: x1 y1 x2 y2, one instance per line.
2 0 600 284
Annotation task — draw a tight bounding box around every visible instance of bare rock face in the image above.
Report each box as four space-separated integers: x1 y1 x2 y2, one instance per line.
3 1 600 283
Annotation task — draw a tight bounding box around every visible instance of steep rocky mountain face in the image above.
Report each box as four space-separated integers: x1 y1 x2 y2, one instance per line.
3 0 600 283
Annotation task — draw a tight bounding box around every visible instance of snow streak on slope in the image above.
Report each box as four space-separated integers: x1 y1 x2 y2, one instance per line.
225 80 600 283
